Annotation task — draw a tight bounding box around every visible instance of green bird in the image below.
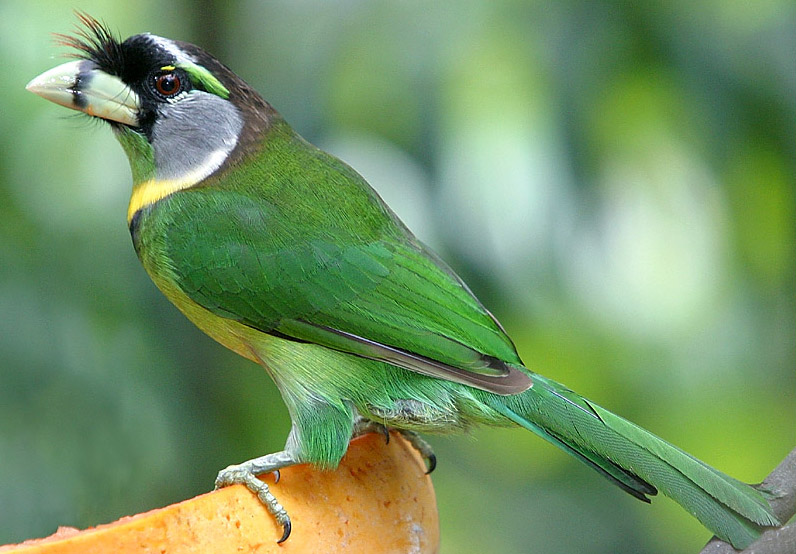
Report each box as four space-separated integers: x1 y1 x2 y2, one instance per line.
27 15 778 548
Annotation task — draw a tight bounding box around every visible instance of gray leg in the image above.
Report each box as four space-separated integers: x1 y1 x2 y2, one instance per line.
215 446 300 543
352 414 390 442
396 429 437 474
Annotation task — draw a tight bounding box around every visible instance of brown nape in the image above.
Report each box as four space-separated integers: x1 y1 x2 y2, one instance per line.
173 40 279 170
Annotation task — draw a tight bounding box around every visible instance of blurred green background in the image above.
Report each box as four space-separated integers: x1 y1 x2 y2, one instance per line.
1 1 794 552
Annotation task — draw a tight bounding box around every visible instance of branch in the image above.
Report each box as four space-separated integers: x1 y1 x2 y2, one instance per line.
700 448 796 554
0 433 439 553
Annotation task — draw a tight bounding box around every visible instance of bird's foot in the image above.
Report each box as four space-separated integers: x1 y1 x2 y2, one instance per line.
352 417 436 474
215 450 298 543
352 416 392 443
396 429 436 474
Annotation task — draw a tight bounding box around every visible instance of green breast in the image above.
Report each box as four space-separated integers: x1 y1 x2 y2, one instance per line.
129 197 259 363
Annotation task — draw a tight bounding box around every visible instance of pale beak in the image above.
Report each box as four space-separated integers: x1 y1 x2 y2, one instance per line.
26 60 140 127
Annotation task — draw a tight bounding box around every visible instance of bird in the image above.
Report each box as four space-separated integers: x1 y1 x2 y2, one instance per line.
26 14 778 548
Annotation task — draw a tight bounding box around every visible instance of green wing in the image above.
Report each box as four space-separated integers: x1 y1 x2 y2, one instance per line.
153 186 531 394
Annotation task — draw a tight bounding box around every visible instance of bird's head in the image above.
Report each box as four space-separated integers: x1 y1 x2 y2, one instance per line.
27 14 272 193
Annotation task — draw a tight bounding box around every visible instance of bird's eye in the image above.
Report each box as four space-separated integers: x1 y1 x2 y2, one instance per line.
154 72 182 97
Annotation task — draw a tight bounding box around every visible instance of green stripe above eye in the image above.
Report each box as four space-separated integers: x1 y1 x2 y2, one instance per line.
178 62 230 99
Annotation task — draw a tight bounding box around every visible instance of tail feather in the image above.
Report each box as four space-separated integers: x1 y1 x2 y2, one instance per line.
487 374 779 549
496 401 657 501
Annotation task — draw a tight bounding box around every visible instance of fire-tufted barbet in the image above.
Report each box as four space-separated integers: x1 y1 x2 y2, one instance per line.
26 15 778 547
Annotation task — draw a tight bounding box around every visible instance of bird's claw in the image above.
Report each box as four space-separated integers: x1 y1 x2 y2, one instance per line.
277 517 291 543
215 462 292 543
352 417 391 443
397 429 437 474
424 452 437 474
275 508 291 543
352 416 437 474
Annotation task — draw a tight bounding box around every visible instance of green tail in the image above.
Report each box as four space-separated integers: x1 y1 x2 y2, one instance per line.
486 373 778 549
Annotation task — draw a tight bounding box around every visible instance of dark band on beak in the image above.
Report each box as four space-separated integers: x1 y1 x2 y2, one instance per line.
27 59 141 127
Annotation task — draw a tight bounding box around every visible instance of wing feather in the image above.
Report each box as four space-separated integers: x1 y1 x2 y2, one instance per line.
159 188 532 394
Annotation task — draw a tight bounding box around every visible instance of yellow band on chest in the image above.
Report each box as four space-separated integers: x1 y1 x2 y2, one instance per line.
127 148 232 222
128 178 193 222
